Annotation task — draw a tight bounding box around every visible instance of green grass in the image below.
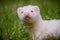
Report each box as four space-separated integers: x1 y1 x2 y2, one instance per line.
0 0 60 40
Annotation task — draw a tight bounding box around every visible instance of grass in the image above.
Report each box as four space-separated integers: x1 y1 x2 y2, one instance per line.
0 0 60 40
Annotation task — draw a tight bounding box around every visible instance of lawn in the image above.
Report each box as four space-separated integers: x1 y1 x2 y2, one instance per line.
0 0 60 40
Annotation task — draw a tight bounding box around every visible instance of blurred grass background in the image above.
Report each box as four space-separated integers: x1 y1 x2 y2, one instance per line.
0 0 60 40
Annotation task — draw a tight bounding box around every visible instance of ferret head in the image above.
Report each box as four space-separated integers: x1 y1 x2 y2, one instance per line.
17 5 41 22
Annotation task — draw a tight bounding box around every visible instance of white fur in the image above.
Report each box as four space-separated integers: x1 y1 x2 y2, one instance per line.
17 5 60 40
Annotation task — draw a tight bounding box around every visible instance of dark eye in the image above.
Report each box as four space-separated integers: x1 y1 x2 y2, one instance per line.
21 11 23 14
31 10 33 13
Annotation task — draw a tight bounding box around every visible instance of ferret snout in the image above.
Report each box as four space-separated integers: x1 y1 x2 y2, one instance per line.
24 12 29 17
24 12 31 20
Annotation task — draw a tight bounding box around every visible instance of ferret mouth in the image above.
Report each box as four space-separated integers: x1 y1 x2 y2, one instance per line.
24 16 31 20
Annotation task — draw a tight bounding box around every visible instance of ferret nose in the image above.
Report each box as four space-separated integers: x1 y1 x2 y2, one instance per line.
24 13 29 17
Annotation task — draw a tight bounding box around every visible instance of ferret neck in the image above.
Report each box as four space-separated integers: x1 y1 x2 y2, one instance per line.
29 18 43 36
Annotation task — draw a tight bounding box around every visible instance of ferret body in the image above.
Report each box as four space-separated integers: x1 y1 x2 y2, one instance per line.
17 5 60 40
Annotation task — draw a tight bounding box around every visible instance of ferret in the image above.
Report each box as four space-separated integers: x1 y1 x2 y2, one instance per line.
17 5 60 40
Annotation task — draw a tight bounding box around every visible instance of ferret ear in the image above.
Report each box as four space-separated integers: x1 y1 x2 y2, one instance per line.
17 7 22 14
34 6 40 11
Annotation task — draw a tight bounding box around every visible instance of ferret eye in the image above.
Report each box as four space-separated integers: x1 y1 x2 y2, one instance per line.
31 10 33 13
21 11 23 14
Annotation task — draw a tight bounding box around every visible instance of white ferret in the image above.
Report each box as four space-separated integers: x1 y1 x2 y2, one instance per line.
17 5 60 40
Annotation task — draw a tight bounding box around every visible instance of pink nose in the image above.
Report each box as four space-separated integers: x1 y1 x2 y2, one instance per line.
24 13 29 17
